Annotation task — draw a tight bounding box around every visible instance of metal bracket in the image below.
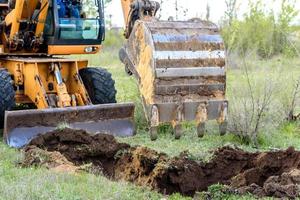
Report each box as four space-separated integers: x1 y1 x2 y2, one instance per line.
124 0 160 38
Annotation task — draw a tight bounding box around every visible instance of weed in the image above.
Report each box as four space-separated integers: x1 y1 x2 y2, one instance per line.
56 123 70 130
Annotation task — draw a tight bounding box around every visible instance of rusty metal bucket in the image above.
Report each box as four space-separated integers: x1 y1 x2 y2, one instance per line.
120 19 228 139
4 103 135 148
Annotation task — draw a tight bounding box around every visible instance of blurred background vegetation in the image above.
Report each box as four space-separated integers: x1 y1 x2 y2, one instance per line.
221 0 299 58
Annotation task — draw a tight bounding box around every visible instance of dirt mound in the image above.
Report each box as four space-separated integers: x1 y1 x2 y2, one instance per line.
114 146 258 196
232 169 300 198
21 129 300 198
25 128 130 176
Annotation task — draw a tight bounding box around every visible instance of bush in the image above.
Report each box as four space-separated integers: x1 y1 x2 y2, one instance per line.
227 66 278 147
226 55 300 147
222 0 299 58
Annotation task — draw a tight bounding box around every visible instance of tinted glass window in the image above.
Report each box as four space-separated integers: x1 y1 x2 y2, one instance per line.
57 0 101 40
59 19 100 40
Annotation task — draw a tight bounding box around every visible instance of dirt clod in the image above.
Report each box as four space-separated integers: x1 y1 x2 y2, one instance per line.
234 169 300 199
21 129 300 198
22 146 79 173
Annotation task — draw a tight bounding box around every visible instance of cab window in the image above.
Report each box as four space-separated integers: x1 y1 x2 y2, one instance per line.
57 0 102 40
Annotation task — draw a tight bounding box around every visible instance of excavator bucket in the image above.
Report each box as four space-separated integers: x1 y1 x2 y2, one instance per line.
120 19 227 139
4 103 135 148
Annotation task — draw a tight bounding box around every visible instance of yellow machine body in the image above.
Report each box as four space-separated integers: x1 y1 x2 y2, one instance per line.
0 0 135 147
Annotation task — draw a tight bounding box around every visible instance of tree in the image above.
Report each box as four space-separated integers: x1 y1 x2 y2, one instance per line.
206 2 210 21
83 0 112 17
104 0 112 4
225 0 237 25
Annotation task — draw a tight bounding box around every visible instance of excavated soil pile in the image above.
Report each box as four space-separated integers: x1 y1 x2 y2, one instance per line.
22 128 130 176
21 129 300 198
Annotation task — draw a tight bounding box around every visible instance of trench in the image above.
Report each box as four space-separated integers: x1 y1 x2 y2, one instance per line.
21 128 300 199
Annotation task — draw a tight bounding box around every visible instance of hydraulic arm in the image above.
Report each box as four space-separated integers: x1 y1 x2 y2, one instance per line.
4 0 49 51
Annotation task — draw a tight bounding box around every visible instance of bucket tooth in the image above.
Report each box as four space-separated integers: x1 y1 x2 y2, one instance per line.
196 103 208 138
4 103 135 148
218 101 228 136
149 105 159 141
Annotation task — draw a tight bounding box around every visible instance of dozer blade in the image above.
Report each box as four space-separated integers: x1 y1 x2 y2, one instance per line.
4 103 135 148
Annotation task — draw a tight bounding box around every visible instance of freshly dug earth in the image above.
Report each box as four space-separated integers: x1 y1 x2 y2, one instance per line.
22 129 300 198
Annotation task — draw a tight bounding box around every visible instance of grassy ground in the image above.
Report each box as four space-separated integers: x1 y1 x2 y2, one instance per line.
0 33 299 199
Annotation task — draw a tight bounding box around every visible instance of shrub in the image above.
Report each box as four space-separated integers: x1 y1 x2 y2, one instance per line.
226 55 299 147
227 66 278 147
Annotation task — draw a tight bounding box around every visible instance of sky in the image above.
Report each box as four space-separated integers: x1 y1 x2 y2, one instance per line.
105 0 300 27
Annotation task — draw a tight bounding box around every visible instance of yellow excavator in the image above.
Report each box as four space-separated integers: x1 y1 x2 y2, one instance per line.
0 0 227 148
0 0 136 148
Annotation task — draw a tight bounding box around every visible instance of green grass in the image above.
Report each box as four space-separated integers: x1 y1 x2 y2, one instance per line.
0 142 166 200
0 138 261 200
0 34 299 199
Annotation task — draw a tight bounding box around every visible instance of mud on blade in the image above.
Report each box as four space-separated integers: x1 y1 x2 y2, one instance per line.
4 103 135 148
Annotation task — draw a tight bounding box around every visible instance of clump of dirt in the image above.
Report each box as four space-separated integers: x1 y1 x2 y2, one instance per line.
21 146 79 173
24 128 130 176
21 128 300 199
228 148 300 199
232 169 300 198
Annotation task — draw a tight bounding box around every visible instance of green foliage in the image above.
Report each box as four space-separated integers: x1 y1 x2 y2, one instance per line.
196 184 259 200
226 56 300 147
103 29 124 49
169 193 193 200
82 0 112 17
222 0 299 58
206 184 229 200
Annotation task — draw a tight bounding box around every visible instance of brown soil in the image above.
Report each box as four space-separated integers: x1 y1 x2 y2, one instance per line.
21 146 79 173
231 169 300 199
21 128 300 198
24 128 130 176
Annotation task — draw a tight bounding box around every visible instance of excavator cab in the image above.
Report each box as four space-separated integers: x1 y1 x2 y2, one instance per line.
44 0 105 47
0 0 105 54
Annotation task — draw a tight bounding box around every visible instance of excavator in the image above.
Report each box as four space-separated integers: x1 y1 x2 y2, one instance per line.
0 0 227 148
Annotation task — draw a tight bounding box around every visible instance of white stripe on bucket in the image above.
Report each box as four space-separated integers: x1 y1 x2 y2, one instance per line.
156 67 225 78
154 51 225 60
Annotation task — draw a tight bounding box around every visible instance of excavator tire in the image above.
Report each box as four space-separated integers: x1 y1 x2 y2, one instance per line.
79 67 117 104
0 69 15 129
